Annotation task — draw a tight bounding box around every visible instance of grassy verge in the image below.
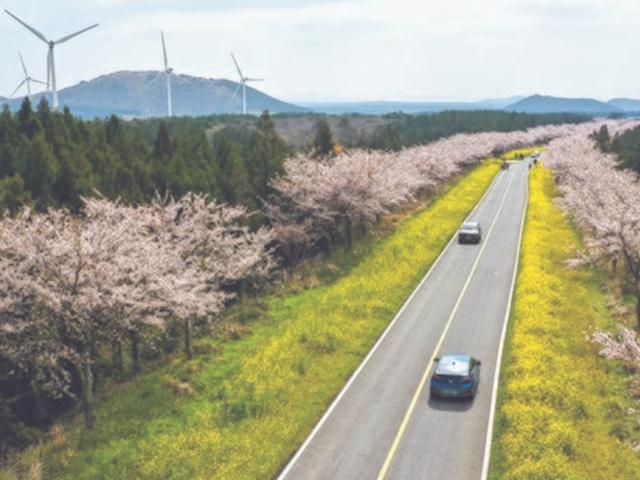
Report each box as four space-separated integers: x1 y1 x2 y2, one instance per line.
2 160 500 480
489 167 640 480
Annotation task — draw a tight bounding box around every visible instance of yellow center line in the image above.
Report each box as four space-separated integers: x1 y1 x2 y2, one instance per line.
375 169 516 480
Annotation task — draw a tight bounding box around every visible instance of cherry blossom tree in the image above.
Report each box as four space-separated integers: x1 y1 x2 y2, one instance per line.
0 194 275 428
593 327 640 367
545 121 640 327
135 193 275 359
0 201 150 428
267 122 585 263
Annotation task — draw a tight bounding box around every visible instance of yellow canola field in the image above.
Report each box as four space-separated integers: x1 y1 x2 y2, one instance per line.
490 167 640 480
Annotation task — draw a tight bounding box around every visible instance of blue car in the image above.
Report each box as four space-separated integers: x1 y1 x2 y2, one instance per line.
430 354 481 399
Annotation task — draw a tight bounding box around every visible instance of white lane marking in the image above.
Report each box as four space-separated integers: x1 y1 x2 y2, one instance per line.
480 161 530 480
277 166 506 480
376 171 516 480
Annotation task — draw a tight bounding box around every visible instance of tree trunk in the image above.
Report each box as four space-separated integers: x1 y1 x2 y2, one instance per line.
112 340 123 381
319 237 331 257
76 362 96 429
345 217 352 250
184 319 192 359
636 294 640 331
130 330 140 373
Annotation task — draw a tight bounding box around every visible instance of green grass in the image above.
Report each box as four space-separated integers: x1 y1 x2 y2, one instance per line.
489 167 640 480
2 160 501 480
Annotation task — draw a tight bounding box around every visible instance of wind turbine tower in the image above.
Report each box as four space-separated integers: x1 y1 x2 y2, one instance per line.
231 53 263 115
5 10 98 111
161 31 173 117
10 53 46 101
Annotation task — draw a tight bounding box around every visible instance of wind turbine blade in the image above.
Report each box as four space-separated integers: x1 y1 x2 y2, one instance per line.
31 79 47 86
19 52 28 77
161 31 169 70
230 53 243 79
230 83 242 102
143 72 164 89
4 10 49 43
55 23 99 44
10 79 28 98
245 78 264 82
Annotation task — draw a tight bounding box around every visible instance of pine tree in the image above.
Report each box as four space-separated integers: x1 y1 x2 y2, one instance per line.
216 137 252 204
0 175 31 215
153 121 174 159
248 111 287 198
312 118 335 157
19 135 58 208
17 98 41 139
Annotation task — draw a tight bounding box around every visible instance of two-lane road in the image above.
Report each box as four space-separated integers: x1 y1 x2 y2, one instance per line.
278 161 529 480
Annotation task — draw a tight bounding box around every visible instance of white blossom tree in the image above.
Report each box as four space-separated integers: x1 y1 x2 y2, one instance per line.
136 193 275 359
0 201 149 428
267 122 584 263
0 194 275 428
545 121 640 326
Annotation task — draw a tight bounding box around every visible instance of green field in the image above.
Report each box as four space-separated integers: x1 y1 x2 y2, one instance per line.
489 167 640 479
2 159 501 479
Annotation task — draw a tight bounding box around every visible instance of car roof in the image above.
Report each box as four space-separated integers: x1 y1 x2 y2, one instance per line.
435 354 472 375
461 221 479 229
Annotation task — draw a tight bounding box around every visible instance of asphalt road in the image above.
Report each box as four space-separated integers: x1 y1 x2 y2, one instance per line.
277 161 529 480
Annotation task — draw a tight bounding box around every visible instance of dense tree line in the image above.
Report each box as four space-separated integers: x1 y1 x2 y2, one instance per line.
546 121 640 327
545 122 640 403
0 101 591 216
1 195 273 440
366 110 588 150
0 99 288 214
597 123 640 173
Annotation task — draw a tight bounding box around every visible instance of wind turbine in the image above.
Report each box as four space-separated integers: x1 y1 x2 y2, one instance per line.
230 53 263 115
4 9 98 111
161 31 173 117
145 31 174 117
10 53 46 101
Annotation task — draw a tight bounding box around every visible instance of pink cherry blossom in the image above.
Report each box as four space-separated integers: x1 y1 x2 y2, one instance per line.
544 120 640 326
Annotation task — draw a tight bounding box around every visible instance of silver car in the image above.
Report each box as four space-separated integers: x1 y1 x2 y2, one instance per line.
458 221 481 244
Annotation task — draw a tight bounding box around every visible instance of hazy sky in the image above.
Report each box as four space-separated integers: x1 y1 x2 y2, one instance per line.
0 0 638 102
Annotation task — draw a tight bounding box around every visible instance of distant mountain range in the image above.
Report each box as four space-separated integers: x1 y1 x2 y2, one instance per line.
505 94 614 114
603 98 640 112
2 75 639 118
503 94 640 114
0 71 308 118
306 95 640 115
300 96 527 115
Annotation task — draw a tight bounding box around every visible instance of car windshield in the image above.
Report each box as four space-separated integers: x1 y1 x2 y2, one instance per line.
461 222 478 230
